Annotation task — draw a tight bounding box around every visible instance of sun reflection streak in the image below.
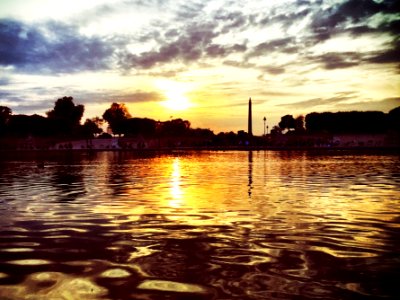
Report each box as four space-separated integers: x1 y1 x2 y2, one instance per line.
169 158 184 208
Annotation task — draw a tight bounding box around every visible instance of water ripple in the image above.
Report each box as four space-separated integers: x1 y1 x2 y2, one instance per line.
0 151 399 299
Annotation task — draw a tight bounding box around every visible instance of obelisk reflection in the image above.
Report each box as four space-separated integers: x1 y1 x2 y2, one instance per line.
248 150 253 198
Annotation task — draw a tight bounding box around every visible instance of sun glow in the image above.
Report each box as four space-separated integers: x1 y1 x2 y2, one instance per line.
157 80 193 111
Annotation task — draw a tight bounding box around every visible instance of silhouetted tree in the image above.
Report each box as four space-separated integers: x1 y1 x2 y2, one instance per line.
91 116 104 128
0 106 11 136
270 125 283 135
159 118 191 136
46 96 84 136
279 115 296 132
213 131 238 146
102 103 131 136
124 118 157 137
190 128 214 138
8 114 52 137
294 115 306 133
81 118 103 138
305 111 388 134
388 106 400 132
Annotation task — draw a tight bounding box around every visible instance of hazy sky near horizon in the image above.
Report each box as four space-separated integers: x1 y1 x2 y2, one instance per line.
0 0 399 134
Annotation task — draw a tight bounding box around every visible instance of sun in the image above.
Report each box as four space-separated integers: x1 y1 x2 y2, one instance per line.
163 90 191 110
157 80 193 111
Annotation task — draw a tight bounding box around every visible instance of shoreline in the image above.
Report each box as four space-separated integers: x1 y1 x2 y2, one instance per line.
1 133 399 154
1 145 399 153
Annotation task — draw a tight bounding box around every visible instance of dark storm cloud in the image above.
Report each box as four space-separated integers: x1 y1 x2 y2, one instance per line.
0 19 115 73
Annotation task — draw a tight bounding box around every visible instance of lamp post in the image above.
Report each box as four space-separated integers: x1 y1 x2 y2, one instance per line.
263 117 266 136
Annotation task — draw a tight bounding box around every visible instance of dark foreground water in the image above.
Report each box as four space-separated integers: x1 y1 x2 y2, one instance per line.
0 150 399 300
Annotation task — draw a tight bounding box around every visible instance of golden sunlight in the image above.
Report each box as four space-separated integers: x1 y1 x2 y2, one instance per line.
157 80 192 111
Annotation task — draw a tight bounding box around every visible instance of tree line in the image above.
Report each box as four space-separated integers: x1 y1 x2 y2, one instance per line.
0 97 214 140
1 96 399 142
272 107 400 135
1 97 101 138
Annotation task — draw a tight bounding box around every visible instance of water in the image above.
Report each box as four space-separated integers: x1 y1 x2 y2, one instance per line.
0 150 399 299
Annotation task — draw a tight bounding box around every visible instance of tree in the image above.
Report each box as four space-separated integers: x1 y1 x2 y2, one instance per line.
388 106 400 132
270 125 282 135
305 111 388 134
124 118 157 137
158 118 191 136
8 114 53 137
0 106 11 136
279 115 296 132
294 115 306 133
46 96 84 136
102 103 131 136
81 118 103 138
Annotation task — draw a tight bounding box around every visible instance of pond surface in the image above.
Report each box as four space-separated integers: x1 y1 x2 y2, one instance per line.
0 150 399 299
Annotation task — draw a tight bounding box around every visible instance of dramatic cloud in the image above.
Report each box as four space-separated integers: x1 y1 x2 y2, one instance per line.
309 52 362 70
337 97 400 112
278 92 358 109
97 91 163 104
0 19 116 73
0 77 10 86
1 0 399 74
247 38 298 58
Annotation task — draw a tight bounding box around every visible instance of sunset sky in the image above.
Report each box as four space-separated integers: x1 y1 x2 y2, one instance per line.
0 0 399 134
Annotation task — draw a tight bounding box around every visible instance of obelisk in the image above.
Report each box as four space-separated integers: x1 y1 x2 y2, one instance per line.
248 97 252 136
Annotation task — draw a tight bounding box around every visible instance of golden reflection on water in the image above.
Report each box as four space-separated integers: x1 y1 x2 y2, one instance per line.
7 259 52 265
0 272 107 300
137 279 209 294
88 151 400 233
169 158 184 208
100 268 131 278
0 151 399 299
